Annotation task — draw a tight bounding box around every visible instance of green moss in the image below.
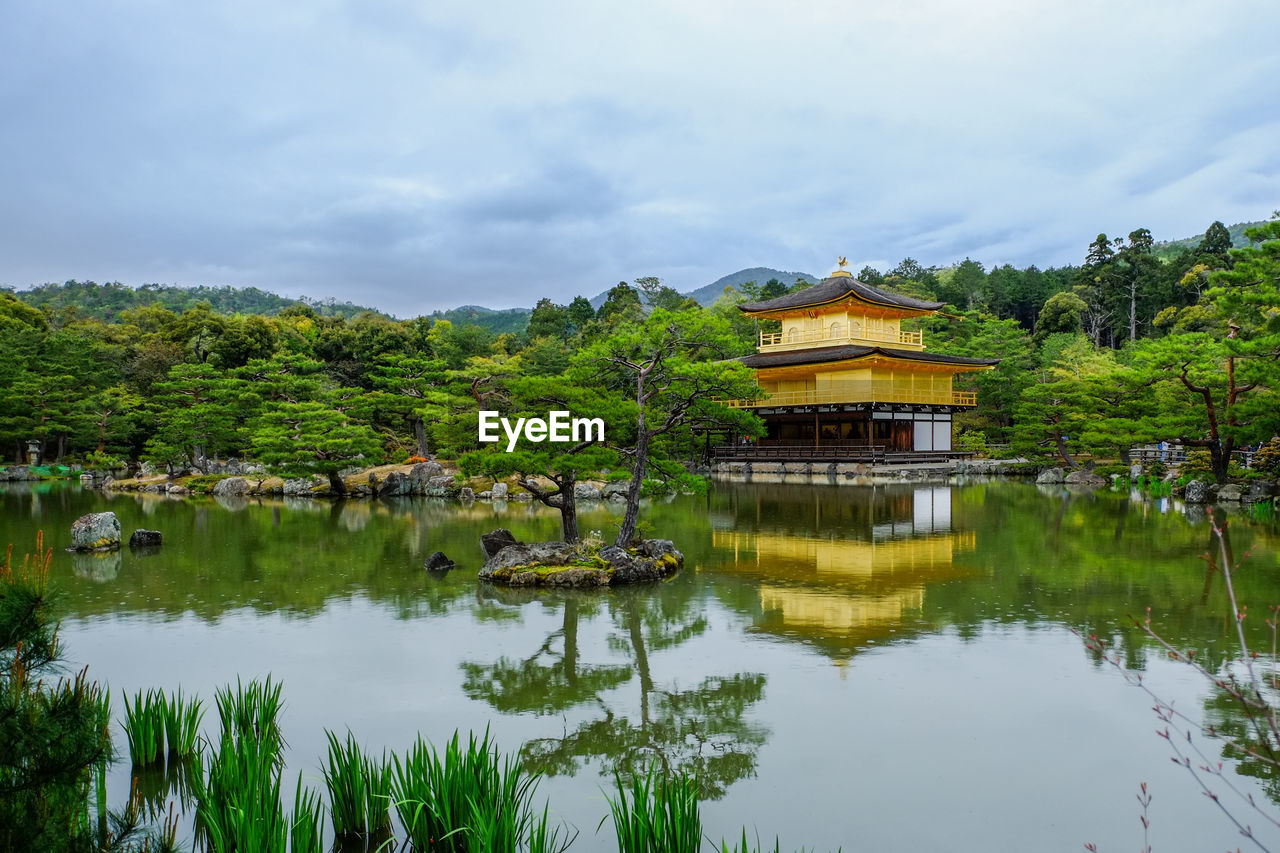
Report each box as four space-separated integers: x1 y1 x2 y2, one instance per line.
182 474 231 494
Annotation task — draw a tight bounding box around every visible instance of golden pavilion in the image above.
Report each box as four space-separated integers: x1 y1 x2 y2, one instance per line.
723 258 999 456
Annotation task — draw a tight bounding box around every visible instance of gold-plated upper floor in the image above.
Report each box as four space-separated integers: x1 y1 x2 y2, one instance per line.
759 328 924 351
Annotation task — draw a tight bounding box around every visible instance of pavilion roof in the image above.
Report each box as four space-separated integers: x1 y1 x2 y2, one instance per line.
738 275 945 314
735 344 999 369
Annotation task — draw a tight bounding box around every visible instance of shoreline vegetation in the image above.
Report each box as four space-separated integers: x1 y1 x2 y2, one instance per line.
1 531 831 852
0 217 1276 538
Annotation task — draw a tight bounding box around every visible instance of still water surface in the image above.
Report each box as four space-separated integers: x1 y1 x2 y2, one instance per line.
4 480 1280 850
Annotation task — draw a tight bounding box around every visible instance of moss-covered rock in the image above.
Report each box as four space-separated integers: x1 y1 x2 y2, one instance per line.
477 535 683 588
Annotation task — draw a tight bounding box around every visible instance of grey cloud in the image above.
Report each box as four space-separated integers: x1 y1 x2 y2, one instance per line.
1 1 1278 316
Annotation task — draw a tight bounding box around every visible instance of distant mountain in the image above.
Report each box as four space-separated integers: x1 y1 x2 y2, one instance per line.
10 280 387 321
428 304 531 335
586 267 819 309
1154 219 1270 259
682 267 819 306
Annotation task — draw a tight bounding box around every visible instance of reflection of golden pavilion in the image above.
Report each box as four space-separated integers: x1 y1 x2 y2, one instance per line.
712 486 978 662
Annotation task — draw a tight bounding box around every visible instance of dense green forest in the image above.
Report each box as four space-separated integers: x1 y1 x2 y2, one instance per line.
1 217 1277 486
1153 217 1268 260
7 280 385 322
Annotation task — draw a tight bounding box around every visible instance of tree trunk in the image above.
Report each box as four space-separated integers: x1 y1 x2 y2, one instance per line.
615 429 649 547
615 368 651 548
412 416 429 458
1055 433 1078 468
1210 445 1230 484
1129 280 1137 342
559 471 580 543
56 433 66 463
519 474 581 543
1118 446 1132 466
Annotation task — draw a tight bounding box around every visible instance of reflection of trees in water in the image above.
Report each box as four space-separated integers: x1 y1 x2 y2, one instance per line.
462 588 768 799
461 594 631 714
1201 683 1280 807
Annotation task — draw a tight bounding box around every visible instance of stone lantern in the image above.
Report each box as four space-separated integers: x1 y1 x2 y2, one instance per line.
26 438 42 465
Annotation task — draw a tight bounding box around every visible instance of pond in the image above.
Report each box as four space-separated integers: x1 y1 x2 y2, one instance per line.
4 479 1280 851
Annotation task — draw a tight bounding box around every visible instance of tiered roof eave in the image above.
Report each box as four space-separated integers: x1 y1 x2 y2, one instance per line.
738 275 946 318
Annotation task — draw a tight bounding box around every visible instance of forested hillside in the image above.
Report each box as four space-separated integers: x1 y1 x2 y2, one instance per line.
9 280 384 321
2 216 1276 487
1154 218 1268 259
426 305 531 335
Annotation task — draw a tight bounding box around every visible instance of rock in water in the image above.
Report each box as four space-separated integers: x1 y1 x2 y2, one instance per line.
283 477 318 496
409 461 444 483
598 545 634 569
481 528 521 558
129 529 163 548
1035 467 1065 484
482 541 576 571
378 471 412 497
477 538 684 587
424 551 456 572
425 475 456 497
1183 479 1211 504
1247 482 1278 501
573 482 602 501
491 482 509 499
1215 484 1245 502
71 512 122 551
459 487 475 502
212 477 250 496
1064 470 1106 487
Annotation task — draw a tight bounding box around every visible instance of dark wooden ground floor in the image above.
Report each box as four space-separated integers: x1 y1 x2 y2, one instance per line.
697 403 970 463
758 405 955 453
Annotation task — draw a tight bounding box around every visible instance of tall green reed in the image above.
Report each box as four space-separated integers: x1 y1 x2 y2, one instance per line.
321 729 392 842
390 728 569 853
605 768 702 853
162 688 204 758
214 675 285 756
122 688 165 766
192 727 287 851
290 776 326 853
193 676 326 853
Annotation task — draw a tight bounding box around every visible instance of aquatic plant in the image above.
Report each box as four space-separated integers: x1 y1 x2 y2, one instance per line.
122 688 166 766
604 767 702 853
290 775 327 853
714 830 842 853
192 726 288 851
1249 499 1277 524
214 675 285 756
321 729 392 842
391 728 566 853
162 688 204 758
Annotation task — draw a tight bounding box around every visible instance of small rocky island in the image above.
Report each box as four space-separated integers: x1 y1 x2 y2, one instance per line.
477 529 683 588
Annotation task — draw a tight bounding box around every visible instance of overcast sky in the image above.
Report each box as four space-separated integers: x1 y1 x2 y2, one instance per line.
1 0 1277 316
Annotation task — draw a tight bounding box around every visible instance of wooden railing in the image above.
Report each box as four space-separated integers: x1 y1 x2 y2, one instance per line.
711 444 977 463
759 327 923 350
717 384 977 409
713 444 888 462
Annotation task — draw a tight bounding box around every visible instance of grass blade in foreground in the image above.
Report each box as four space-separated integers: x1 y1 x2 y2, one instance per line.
321 729 392 842
605 768 702 853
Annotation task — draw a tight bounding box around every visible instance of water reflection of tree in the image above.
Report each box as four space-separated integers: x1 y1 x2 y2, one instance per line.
461 592 632 714
462 587 768 799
